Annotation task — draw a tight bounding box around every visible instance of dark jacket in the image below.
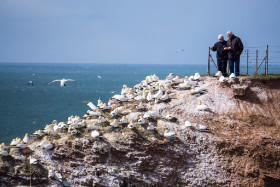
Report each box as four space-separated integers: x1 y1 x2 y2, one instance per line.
227 35 243 60
211 40 228 61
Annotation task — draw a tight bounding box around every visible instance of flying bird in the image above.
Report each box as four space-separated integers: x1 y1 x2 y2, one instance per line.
97 75 102 79
47 78 76 87
176 49 184 52
27 81 34 86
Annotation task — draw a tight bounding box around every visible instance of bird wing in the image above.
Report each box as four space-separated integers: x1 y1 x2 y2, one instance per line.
47 80 60 84
65 79 76 82
82 101 97 110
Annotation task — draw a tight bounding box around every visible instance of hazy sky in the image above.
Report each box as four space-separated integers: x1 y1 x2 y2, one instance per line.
0 0 279 64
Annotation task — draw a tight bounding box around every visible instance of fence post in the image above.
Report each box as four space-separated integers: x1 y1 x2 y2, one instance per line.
208 47 210 76
266 45 269 75
246 49 249 75
255 49 258 75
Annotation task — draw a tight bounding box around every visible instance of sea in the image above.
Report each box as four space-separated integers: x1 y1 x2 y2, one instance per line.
0 62 279 144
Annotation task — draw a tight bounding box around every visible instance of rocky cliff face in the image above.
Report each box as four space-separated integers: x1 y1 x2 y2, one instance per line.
0 76 279 187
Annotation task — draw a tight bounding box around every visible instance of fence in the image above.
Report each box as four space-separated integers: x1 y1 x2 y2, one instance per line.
207 45 280 76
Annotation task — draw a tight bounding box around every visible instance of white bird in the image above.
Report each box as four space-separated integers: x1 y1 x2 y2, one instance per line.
39 137 49 147
153 89 163 100
176 49 184 52
134 91 147 101
119 116 128 124
33 130 43 136
0 143 6 150
197 102 210 111
137 116 146 124
54 171 63 182
166 73 174 80
27 81 34 86
229 73 236 79
43 141 54 150
215 71 223 77
184 121 192 127
136 102 145 110
17 141 27 148
110 120 119 128
165 112 173 120
91 130 100 138
29 156 38 164
0 149 8 156
172 76 180 83
164 130 176 138
146 89 153 102
47 78 76 87
194 72 201 80
97 116 106 123
88 109 102 117
160 92 169 101
147 123 155 131
10 138 21 146
219 75 225 82
23 133 30 143
82 101 97 110
195 124 209 131
110 106 124 116
47 167 55 179
97 75 102 79
127 122 135 129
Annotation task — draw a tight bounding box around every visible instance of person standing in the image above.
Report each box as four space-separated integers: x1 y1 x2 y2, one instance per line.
211 34 228 76
225 31 243 76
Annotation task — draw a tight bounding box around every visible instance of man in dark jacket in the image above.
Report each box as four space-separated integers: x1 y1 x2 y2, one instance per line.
211 34 228 76
225 31 243 76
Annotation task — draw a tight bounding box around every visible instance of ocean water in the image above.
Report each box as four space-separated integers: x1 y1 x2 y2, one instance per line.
0 62 279 144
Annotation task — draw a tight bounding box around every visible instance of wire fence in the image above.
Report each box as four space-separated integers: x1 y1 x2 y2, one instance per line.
208 45 280 75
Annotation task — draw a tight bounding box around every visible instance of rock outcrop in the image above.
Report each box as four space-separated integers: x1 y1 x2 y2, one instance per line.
0 76 279 186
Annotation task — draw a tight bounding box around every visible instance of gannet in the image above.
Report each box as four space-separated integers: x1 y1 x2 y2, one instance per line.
147 123 155 130
17 141 27 148
110 120 119 128
119 116 128 124
147 108 161 118
99 103 109 110
164 130 176 138
39 136 49 147
194 72 201 80
34 130 43 136
44 141 54 150
215 71 223 77
0 143 6 150
47 78 77 87
27 81 34 86
152 74 159 82
153 89 163 100
23 133 30 143
190 87 206 95
165 112 173 120
111 106 124 116
86 123 98 130
229 73 236 79
29 156 38 164
82 101 97 110
54 171 63 182
146 89 153 102
160 92 169 101
219 75 225 82
134 91 147 101
137 116 146 124
10 138 21 146
91 130 100 138
136 102 145 110
112 94 128 102
47 167 55 179
97 116 106 123
184 121 192 127
197 102 210 111
195 124 209 131
97 75 102 79
0 149 8 156
88 109 102 116
127 121 135 129
176 49 184 52
166 73 174 80
172 76 180 83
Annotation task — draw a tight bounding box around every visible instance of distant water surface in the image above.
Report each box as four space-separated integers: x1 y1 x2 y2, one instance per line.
0 62 279 144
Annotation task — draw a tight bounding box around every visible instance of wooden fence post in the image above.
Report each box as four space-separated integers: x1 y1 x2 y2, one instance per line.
246 49 249 75
208 47 210 76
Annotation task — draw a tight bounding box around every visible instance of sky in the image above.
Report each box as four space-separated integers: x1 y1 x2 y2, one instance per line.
0 0 280 64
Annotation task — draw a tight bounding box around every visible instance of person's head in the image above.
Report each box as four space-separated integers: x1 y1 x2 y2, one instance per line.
218 34 224 42
227 31 233 39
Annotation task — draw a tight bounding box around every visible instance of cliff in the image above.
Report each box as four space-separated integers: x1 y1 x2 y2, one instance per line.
0 75 279 187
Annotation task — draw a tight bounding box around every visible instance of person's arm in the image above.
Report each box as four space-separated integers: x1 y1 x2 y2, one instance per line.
211 43 217 51
238 37 244 54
